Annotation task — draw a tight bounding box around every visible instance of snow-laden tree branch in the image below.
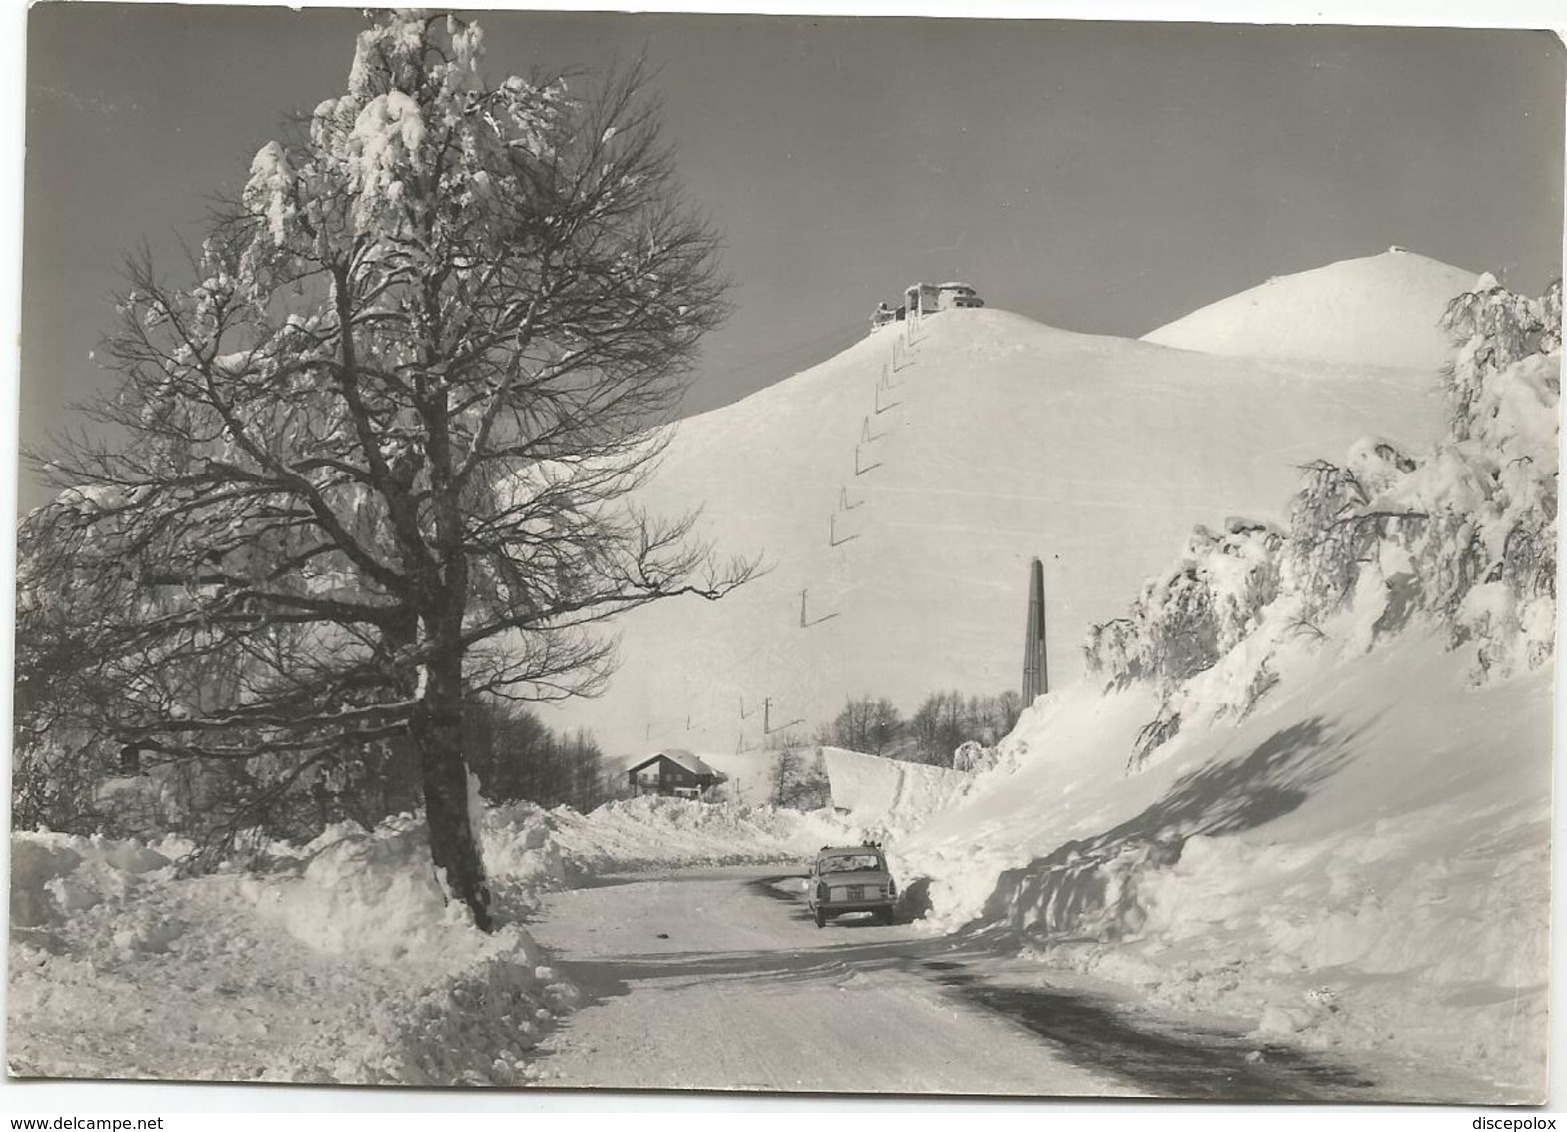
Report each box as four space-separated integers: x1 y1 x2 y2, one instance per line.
18 11 759 928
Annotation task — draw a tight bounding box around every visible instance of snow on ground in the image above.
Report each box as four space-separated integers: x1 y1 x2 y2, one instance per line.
9 255 1534 1095
695 748 785 807
525 865 1144 1098
1141 249 1478 370
892 620 1551 1102
7 817 572 1085
7 795 852 1084
882 272 1559 1103
498 794 855 875
545 290 1452 759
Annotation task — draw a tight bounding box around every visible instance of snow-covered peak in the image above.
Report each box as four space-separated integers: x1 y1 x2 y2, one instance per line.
1141 250 1478 370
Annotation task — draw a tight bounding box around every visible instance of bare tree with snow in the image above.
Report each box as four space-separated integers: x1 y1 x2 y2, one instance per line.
17 11 756 929
830 695 902 755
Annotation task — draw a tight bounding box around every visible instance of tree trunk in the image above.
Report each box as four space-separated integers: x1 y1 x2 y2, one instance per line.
410 647 494 932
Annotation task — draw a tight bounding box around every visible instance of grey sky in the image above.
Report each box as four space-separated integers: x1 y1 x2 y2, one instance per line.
20 5 1565 511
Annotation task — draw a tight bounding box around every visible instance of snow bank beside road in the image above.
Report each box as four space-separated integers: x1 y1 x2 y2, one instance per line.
9 816 575 1086
10 832 180 932
896 623 1551 1101
821 746 971 838
7 794 851 1084
534 795 855 872
896 275 1558 1101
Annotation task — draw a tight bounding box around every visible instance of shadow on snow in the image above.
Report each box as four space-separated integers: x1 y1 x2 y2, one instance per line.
981 715 1365 940
534 716 1382 1100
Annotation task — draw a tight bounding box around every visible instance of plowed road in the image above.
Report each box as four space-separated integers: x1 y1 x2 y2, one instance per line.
526 865 1384 1099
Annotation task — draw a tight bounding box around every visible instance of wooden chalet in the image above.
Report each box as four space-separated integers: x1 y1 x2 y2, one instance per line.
626 749 723 799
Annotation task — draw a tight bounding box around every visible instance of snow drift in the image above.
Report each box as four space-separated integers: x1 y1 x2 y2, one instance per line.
894 276 1560 1103
505 794 853 874
899 631 1550 1097
1142 250 1478 370
7 793 853 1083
8 818 566 1085
821 746 972 837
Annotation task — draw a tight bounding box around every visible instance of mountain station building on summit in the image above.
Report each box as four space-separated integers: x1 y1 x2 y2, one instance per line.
870 280 985 332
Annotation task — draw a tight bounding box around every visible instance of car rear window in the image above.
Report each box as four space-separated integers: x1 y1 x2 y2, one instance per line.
820 853 881 873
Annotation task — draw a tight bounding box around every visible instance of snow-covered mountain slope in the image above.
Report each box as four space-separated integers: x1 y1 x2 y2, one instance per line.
1141 250 1477 370
551 306 1450 757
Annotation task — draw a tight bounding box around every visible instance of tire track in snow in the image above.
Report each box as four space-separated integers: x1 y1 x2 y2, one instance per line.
526 864 1383 1098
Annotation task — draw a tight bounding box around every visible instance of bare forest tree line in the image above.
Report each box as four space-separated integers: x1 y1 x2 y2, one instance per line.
816 689 1023 767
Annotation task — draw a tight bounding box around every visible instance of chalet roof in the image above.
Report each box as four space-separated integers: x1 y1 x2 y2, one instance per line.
626 748 719 778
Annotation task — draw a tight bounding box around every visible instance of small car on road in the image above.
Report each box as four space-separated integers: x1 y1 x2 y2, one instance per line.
808 843 897 927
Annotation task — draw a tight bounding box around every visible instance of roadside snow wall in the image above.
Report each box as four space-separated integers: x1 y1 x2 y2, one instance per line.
9 815 576 1086
821 746 971 837
507 795 854 873
897 632 1551 1102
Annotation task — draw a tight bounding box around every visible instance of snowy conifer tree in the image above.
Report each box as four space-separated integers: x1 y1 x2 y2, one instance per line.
19 11 755 928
